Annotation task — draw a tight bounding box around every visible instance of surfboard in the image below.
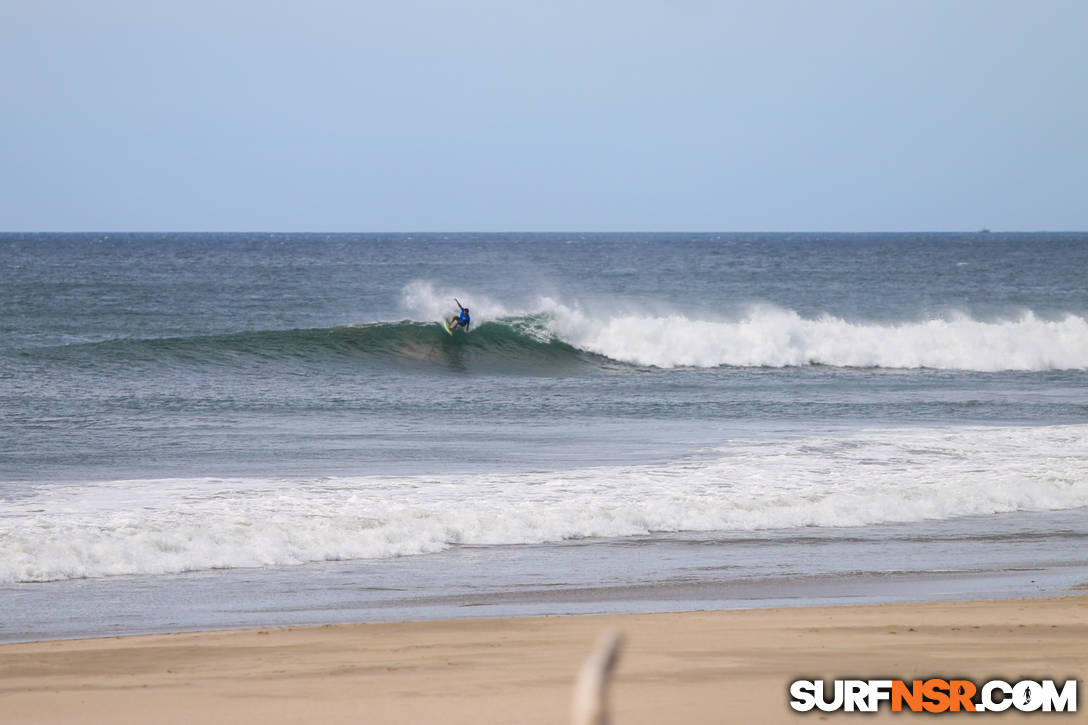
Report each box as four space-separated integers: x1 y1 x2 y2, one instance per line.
442 319 453 335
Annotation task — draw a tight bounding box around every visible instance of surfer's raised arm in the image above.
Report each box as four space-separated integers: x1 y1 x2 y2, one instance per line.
448 299 471 331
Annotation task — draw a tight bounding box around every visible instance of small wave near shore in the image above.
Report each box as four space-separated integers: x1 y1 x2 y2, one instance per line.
4 424 1086 583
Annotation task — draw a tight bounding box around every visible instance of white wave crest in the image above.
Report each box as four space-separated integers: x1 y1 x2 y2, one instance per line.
3 425 1086 583
400 281 1088 370
546 304 1088 370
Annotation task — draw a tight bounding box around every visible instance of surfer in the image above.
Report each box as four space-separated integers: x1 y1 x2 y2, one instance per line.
448 299 471 331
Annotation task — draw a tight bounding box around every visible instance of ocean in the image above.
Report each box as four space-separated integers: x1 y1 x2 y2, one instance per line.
1 232 1086 642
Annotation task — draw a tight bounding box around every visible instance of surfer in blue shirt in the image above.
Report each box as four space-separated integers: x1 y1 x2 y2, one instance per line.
448 299 470 331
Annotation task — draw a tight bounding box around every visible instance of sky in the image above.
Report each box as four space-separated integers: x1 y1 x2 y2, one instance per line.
2 0 1086 232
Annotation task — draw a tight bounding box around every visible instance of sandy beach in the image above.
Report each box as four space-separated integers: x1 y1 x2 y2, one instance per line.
1 595 1084 724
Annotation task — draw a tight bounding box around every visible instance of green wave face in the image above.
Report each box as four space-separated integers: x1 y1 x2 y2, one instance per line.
26 318 615 376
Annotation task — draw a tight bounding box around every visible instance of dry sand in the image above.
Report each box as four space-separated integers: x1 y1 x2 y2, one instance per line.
1 596 1084 724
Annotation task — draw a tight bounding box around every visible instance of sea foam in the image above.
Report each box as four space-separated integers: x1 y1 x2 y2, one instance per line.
3 425 1086 583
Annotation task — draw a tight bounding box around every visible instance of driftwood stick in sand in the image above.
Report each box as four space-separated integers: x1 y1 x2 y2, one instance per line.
571 630 624 725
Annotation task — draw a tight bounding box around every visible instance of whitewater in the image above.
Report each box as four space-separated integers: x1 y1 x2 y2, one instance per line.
5 424 1086 583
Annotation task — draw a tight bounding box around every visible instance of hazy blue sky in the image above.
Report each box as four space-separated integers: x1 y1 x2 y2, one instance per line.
2 1 1086 231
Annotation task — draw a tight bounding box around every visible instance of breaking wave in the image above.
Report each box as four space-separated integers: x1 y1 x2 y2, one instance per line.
401 281 1088 371
23 283 1088 373
3 424 1086 583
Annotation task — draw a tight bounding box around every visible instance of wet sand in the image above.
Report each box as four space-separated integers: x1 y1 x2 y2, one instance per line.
1 596 1084 724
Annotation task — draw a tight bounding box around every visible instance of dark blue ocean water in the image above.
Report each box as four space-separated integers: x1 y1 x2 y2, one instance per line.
1 233 1087 640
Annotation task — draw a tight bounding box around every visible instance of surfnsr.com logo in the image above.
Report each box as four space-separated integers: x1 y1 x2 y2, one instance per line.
789 678 1077 713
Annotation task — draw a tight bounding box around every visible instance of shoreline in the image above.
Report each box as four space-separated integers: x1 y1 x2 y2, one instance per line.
2 595 1085 724
3 573 1084 647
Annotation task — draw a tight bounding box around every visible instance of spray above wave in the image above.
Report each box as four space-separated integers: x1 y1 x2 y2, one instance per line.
402 281 1088 371
3 425 1086 583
